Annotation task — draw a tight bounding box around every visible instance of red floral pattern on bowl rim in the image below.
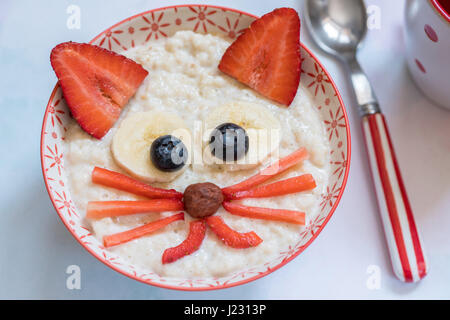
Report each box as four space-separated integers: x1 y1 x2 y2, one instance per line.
41 5 351 291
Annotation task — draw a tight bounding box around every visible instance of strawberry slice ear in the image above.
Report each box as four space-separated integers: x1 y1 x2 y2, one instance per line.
219 8 301 106
50 42 148 139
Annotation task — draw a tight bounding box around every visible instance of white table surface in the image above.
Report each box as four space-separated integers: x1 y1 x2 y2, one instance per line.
1 0 449 299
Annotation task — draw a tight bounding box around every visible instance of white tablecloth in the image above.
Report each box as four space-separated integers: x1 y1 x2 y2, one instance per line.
0 0 448 299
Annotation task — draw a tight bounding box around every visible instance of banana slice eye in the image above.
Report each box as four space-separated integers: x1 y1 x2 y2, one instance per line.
203 101 281 171
209 123 249 161
150 135 188 172
111 111 191 183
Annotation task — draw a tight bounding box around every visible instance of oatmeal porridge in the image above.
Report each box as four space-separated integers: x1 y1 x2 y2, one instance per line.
63 30 330 278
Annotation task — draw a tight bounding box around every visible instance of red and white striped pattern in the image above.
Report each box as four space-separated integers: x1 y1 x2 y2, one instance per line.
362 113 427 282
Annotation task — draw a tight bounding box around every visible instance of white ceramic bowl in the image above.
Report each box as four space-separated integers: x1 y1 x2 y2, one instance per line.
41 5 351 290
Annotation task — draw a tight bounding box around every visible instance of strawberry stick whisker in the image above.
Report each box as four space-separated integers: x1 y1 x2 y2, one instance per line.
103 212 184 247
225 174 316 200
206 216 262 248
92 167 183 199
222 147 308 196
223 202 305 225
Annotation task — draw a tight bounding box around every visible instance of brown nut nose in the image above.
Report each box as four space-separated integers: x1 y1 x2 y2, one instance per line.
183 182 224 218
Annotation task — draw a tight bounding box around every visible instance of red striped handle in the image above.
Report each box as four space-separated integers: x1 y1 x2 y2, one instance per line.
362 113 427 282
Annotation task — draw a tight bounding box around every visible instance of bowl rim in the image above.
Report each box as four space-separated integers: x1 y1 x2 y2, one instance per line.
41 4 351 291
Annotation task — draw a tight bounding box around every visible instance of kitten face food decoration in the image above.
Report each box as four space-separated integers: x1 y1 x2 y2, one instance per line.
43 6 350 289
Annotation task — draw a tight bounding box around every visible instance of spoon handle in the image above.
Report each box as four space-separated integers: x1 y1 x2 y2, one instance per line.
362 112 428 282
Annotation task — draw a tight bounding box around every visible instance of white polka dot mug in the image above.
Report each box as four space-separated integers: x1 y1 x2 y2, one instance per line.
404 0 450 110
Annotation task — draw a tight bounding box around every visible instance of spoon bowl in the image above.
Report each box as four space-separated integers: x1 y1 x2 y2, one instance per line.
305 0 367 59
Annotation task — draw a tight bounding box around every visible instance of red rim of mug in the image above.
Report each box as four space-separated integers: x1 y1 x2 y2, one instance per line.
429 0 450 23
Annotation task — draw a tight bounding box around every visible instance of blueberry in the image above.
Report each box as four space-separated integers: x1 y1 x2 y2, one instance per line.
150 135 188 172
209 123 249 161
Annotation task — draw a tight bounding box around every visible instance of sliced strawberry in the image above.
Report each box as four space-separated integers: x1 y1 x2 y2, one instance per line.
218 8 301 106
92 167 183 199
162 220 207 264
50 42 148 138
206 216 262 249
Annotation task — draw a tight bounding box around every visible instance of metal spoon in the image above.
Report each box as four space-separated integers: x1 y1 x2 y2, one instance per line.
305 0 427 282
